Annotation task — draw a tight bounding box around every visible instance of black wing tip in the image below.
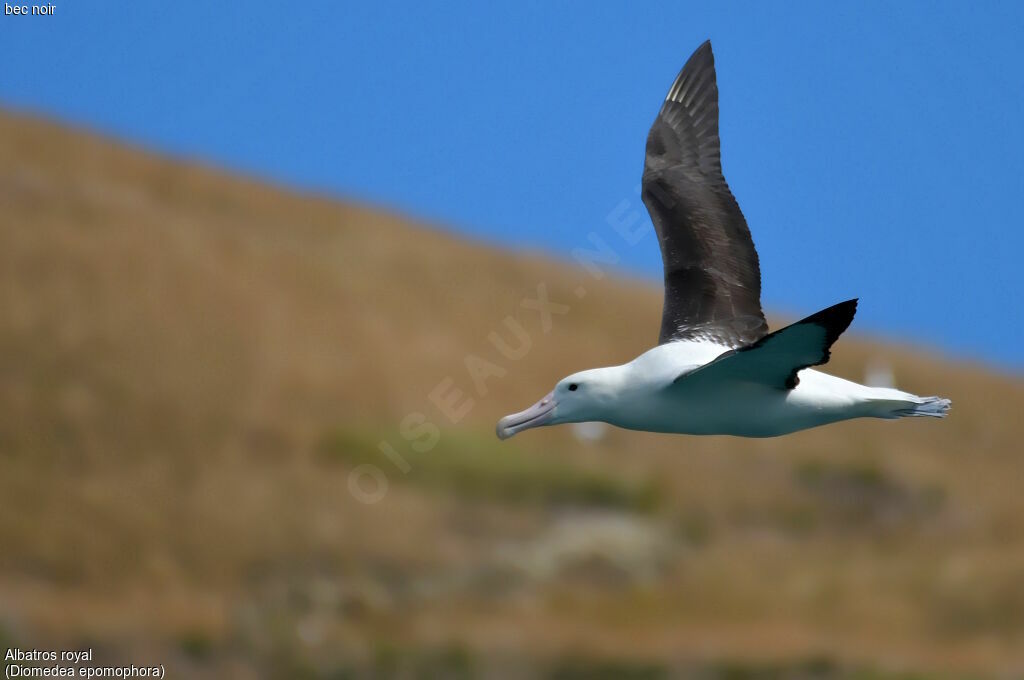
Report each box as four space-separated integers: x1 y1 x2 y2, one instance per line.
684 40 715 73
801 298 859 347
783 298 857 388
663 40 717 102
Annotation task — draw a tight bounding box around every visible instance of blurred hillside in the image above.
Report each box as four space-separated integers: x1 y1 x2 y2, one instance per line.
1 109 1023 679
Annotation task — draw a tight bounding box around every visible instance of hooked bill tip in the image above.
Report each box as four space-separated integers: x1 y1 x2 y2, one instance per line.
495 416 515 440
495 392 556 440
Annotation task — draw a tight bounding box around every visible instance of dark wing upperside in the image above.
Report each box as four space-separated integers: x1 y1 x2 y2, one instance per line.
642 40 768 347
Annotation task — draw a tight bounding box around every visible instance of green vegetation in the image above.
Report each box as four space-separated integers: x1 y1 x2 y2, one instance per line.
318 426 661 512
178 628 215 660
795 459 889 491
791 458 946 531
546 655 669 680
700 657 955 680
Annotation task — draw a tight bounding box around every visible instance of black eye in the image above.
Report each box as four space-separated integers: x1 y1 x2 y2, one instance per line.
568 383 578 391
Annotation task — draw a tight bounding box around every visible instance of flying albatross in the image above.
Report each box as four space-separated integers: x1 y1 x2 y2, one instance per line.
497 40 950 440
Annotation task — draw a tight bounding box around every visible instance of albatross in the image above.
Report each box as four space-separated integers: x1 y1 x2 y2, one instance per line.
497 40 950 440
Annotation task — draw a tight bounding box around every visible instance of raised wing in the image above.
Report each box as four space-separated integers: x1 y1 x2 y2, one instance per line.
642 40 768 347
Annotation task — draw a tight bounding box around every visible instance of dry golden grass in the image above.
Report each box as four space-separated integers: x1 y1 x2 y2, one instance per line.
1 108 1023 678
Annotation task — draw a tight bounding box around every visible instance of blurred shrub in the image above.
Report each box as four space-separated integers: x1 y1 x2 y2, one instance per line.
318 427 660 512
792 459 945 531
546 655 669 680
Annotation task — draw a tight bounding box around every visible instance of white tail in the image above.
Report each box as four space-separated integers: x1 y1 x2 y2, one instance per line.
891 396 952 418
866 390 951 419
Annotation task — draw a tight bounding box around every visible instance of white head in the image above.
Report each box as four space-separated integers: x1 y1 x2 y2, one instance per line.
496 367 625 440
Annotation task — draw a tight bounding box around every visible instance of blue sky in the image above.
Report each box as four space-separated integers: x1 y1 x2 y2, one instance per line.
3 1 1023 370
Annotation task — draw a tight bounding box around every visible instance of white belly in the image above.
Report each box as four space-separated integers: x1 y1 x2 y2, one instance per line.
611 366 875 438
590 341 915 438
